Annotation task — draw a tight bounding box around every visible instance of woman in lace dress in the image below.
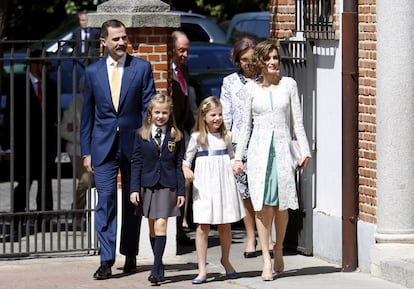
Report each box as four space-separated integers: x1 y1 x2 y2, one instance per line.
221 36 274 259
233 40 311 281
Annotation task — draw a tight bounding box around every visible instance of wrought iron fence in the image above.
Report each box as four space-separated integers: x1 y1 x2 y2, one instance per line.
0 38 100 258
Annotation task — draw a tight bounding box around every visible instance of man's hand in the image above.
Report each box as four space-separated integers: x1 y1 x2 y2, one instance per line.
83 155 93 173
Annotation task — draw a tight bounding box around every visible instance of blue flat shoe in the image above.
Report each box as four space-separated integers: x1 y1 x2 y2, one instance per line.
220 258 238 279
192 278 207 284
226 271 238 279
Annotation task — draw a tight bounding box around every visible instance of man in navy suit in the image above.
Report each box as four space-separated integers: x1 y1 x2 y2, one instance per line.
80 19 156 279
71 10 101 66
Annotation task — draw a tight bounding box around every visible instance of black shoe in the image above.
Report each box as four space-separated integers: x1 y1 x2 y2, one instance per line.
123 256 137 273
93 265 112 280
243 239 257 258
243 251 257 258
148 275 164 284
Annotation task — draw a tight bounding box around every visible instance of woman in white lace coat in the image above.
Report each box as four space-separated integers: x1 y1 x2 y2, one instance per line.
221 36 274 259
233 40 311 281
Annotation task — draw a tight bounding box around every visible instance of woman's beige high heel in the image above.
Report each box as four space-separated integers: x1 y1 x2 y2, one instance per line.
261 254 273 281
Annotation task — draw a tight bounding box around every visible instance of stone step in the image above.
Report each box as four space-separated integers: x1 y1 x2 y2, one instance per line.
380 259 414 288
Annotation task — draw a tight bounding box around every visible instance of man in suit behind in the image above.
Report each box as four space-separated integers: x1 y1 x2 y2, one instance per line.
71 10 101 67
171 31 197 135
3 50 58 236
171 31 198 244
80 19 156 279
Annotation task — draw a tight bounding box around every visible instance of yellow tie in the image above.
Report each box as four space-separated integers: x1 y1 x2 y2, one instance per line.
111 61 120 111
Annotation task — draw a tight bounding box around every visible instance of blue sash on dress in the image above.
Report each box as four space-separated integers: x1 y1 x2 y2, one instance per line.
196 149 228 157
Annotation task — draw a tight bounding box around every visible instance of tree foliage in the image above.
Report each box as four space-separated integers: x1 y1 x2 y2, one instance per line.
193 0 269 21
1 0 102 40
1 0 269 41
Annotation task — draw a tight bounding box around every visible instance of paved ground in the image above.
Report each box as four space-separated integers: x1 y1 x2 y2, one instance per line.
0 230 409 289
0 180 410 289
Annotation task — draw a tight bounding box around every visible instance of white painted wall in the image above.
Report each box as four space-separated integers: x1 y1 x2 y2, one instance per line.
314 41 342 214
312 39 343 264
310 7 376 271
358 221 376 272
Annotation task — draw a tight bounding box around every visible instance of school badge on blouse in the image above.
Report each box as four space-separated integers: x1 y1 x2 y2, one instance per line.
168 141 176 152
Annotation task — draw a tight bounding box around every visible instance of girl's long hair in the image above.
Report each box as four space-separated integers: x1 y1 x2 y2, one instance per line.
140 93 182 141
193 96 228 146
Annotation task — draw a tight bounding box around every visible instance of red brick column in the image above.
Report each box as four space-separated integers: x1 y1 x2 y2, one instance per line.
126 27 172 95
358 0 377 224
269 0 296 41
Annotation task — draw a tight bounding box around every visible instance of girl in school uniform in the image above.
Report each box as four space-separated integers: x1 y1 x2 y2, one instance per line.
130 93 185 285
182 96 245 284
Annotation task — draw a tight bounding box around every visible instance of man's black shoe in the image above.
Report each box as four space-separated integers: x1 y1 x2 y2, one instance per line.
123 256 137 273
93 265 112 280
148 274 164 284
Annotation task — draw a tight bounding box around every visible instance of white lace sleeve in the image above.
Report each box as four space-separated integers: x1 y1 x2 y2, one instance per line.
289 78 311 158
234 83 253 160
221 75 233 132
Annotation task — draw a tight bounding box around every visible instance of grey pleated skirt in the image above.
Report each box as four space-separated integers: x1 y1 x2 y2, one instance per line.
141 187 181 219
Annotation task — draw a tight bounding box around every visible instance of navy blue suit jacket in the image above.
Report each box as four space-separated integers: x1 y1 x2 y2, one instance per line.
130 129 185 197
80 54 155 166
172 64 195 134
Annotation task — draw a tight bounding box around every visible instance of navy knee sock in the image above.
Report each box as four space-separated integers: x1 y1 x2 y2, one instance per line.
152 235 166 279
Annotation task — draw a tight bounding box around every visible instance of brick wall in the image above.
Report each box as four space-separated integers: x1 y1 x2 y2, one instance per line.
269 0 378 224
269 0 340 41
358 0 377 224
270 0 296 40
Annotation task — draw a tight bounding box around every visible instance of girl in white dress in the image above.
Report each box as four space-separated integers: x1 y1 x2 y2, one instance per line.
182 96 245 284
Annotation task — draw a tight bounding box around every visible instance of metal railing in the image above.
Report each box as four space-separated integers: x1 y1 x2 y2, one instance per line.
280 38 308 78
0 39 100 258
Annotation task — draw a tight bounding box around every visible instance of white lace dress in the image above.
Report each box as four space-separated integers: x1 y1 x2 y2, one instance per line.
183 132 245 224
235 77 311 211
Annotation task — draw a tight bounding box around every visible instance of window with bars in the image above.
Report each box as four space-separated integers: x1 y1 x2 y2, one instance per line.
297 0 335 40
